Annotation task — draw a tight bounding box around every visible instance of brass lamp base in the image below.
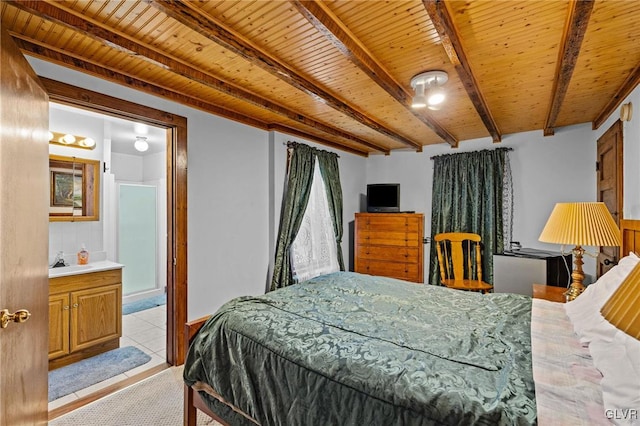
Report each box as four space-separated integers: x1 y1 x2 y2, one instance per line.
565 245 586 302
564 282 585 301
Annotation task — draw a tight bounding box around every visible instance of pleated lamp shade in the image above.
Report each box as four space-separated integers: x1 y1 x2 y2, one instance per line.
539 202 621 247
601 262 640 339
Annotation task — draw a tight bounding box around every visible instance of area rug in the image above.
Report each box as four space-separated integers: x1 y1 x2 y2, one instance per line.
49 346 151 402
50 366 220 425
122 293 166 315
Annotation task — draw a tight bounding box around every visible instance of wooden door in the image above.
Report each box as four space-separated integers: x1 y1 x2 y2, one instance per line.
597 120 623 277
71 284 122 352
0 28 50 425
48 294 70 360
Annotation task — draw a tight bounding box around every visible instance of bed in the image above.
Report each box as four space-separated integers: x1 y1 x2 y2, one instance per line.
184 224 640 425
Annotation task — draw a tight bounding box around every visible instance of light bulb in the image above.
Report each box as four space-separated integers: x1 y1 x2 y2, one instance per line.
61 134 76 144
134 137 149 152
427 86 445 106
80 138 95 147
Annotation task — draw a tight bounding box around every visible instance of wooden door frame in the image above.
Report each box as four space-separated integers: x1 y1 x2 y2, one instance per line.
42 78 188 365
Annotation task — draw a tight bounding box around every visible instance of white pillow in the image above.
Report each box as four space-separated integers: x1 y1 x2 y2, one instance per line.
565 252 640 344
589 330 640 425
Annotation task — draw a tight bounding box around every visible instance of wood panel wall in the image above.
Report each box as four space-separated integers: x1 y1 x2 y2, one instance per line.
621 219 640 256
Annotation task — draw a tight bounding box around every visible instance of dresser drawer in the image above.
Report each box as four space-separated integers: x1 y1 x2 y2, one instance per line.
355 261 421 283
357 231 421 247
356 217 421 233
356 245 420 263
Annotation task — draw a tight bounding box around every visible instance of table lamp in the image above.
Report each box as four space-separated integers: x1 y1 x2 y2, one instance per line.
539 202 621 301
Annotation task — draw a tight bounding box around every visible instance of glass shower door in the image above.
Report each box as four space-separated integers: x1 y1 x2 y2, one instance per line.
118 184 157 296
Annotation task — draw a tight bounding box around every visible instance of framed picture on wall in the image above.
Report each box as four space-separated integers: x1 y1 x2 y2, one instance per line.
50 170 83 208
49 155 99 221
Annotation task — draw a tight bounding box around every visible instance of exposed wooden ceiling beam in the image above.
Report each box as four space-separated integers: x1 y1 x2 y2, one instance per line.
593 62 640 130
13 35 376 154
7 0 388 154
267 124 369 157
543 0 595 136
424 0 501 143
145 0 418 151
12 35 266 128
291 0 456 149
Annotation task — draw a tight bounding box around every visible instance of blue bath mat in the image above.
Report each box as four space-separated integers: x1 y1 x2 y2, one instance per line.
48 346 151 402
122 293 166 315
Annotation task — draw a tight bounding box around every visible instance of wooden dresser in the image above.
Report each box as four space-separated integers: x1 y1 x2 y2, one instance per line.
354 212 424 283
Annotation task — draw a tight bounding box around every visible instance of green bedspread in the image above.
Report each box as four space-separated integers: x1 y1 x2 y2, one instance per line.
184 272 536 425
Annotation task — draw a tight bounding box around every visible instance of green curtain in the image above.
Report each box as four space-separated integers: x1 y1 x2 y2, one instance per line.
317 150 345 271
270 143 316 291
429 148 512 286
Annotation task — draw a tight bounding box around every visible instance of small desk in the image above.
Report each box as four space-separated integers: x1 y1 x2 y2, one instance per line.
532 284 567 303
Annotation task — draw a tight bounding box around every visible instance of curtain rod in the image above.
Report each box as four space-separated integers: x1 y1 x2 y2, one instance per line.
283 141 340 158
429 146 513 160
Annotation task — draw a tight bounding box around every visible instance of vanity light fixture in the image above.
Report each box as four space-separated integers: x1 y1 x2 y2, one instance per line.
49 131 96 150
410 70 448 110
134 136 149 152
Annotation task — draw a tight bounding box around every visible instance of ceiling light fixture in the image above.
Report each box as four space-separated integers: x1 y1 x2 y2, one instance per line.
410 70 448 110
48 131 96 150
134 136 149 152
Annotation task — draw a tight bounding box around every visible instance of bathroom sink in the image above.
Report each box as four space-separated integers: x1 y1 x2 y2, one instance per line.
49 264 93 278
50 264 92 272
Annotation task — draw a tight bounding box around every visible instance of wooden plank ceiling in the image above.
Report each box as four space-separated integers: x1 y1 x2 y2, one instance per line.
2 0 639 157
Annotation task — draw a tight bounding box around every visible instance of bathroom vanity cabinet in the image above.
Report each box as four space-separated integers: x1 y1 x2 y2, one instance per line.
48 268 122 370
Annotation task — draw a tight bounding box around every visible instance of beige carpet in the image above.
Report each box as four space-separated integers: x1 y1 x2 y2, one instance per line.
50 366 221 426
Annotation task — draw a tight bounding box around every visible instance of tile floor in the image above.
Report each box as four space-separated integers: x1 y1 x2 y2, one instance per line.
48 304 167 410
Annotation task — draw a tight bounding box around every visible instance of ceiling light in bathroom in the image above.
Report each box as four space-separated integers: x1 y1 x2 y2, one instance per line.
134 136 149 152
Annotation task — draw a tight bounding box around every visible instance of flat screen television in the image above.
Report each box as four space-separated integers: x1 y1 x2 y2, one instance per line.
366 183 400 212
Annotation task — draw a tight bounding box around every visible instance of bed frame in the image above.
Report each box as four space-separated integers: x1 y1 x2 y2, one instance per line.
184 316 260 426
183 315 220 426
183 218 640 426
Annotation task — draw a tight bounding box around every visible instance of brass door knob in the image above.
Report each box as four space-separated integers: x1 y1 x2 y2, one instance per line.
0 308 31 329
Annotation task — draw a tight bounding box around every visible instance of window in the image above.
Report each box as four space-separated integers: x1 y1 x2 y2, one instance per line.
290 162 339 282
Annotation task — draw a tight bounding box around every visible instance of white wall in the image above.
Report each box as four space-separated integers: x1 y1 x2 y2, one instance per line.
111 153 143 182
33 55 639 314
367 123 600 282
28 57 368 320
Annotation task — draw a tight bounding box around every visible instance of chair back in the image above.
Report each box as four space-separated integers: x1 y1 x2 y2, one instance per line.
434 232 484 282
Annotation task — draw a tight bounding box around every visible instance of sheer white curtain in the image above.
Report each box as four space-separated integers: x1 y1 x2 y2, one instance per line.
290 161 340 282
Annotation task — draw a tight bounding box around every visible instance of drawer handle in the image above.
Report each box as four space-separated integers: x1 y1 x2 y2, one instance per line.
63 305 70 310
72 303 79 308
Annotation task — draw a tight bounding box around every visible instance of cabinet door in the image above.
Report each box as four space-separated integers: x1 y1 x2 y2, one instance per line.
70 284 122 352
48 293 70 360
